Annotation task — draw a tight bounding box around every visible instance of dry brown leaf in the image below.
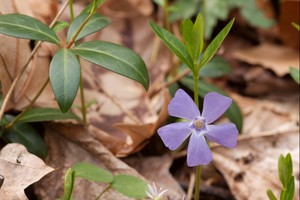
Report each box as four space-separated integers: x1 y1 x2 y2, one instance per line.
213 131 299 200
0 143 54 200
233 43 299 77
35 123 148 200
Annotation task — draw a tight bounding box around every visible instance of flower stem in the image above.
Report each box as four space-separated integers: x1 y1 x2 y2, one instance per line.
68 0 74 21
193 70 201 200
194 165 201 200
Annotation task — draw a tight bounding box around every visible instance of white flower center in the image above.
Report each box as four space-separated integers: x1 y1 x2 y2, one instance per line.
194 119 204 129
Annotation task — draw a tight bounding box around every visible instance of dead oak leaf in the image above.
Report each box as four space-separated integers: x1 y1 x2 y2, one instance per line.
0 143 54 200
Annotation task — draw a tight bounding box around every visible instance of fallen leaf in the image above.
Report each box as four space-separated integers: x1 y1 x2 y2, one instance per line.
233 43 299 77
213 131 299 200
35 123 149 200
0 143 54 200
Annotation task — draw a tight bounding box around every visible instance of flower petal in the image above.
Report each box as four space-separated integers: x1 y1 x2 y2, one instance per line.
157 122 191 150
187 133 213 166
202 92 232 123
168 89 200 120
205 123 238 148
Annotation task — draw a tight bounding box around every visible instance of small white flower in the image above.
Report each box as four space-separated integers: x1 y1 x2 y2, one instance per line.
146 182 168 200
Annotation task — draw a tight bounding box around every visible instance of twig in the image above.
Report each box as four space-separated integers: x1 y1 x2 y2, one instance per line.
0 0 69 120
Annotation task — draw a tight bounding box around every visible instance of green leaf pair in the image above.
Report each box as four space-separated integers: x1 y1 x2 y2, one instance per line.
267 153 295 200
0 11 149 113
63 163 147 200
149 14 234 75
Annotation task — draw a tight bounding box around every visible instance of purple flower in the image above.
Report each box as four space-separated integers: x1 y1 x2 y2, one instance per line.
158 89 238 166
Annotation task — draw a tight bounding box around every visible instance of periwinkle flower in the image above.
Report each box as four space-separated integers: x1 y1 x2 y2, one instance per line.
158 89 238 166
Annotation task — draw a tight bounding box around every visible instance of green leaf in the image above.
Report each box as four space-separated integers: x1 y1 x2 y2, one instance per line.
67 13 110 42
278 154 293 189
289 67 299 84
50 49 80 113
17 108 79 123
5 120 47 157
292 22 300 31
182 14 204 60
72 41 149 90
153 0 166 7
200 56 232 78
169 0 199 22
200 18 234 68
286 176 295 200
64 168 76 200
267 189 277 200
0 14 60 44
240 0 274 29
52 21 69 33
72 162 113 183
111 174 147 199
180 77 243 132
149 21 194 70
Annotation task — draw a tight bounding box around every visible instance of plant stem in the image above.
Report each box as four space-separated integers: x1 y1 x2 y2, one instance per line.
79 71 87 125
193 70 201 200
4 78 50 129
95 185 111 200
0 0 69 120
163 0 171 32
194 166 201 200
68 0 74 21
66 10 95 48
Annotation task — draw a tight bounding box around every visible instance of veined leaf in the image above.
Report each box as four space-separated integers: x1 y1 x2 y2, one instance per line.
67 13 110 42
200 56 232 78
81 0 106 14
111 174 147 199
52 21 69 33
50 49 80 113
72 163 113 183
4 116 47 157
149 21 194 70
0 14 60 44
17 108 79 123
180 77 243 132
199 18 234 68
72 41 149 90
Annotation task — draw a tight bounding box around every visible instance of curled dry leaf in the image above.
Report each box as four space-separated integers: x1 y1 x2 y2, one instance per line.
0 143 54 200
35 123 148 200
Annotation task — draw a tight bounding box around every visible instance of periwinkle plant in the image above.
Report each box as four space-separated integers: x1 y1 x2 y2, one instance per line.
150 13 238 199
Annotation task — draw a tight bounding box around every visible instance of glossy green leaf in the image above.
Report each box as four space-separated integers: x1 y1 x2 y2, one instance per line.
0 14 60 44
200 56 232 78
50 49 80 113
52 21 69 33
5 121 47 157
180 77 243 132
149 21 194 70
64 168 76 200
289 67 299 84
72 162 113 183
111 174 147 198
267 189 277 200
67 13 110 42
200 18 234 68
72 41 149 90
17 108 79 123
